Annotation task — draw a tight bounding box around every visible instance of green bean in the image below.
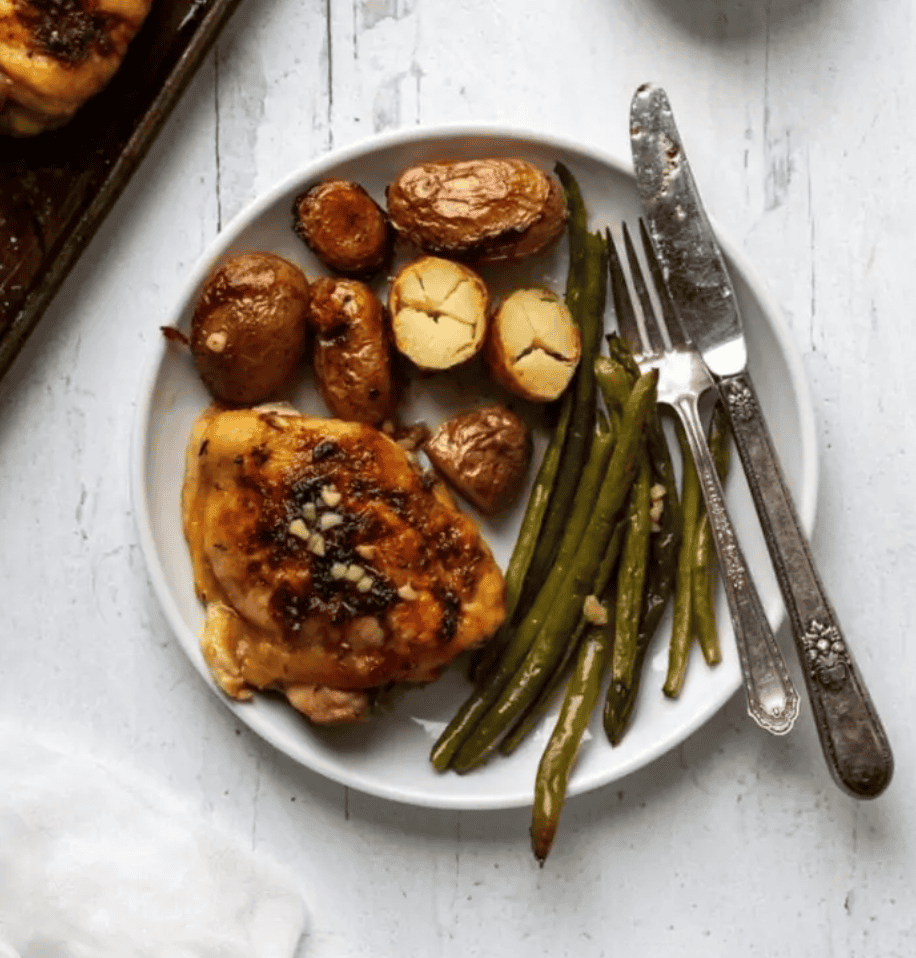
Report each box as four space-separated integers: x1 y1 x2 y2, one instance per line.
504 389 574 618
530 609 614 865
499 622 585 758
431 419 613 771
597 338 685 738
594 355 632 415
523 180 607 592
469 390 574 684
500 518 625 756
664 420 702 698
612 452 652 695
607 333 641 381
692 401 730 666
604 429 681 744
429 686 492 772
607 336 680 525
555 161 588 272
450 369 657 772
597 354 653 707
538 410 612 573
692 516 721 666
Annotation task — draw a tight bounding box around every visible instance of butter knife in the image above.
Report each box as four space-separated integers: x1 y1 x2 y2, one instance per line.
630 83 893 798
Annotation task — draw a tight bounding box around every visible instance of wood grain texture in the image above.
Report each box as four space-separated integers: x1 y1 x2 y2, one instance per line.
1 0 915 955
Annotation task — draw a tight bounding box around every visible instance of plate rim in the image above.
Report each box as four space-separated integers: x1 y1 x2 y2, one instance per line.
131 122 819 810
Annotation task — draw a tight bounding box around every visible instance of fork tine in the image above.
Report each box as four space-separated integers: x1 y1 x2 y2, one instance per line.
638 219 688 349
606 228 644 353
621 222 668 355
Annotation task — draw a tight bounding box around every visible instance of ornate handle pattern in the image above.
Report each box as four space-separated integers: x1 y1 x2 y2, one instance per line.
720 370 893 797
673 393 800 735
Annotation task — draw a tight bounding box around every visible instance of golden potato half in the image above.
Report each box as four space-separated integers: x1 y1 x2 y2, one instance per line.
388 256 490 371
485 288 581 402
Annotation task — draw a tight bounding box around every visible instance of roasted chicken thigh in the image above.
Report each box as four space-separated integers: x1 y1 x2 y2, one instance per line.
0 0 153 135
183 405 507 724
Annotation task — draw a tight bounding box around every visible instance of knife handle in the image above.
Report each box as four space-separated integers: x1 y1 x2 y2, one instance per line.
720 370 894 798
673 393 799 736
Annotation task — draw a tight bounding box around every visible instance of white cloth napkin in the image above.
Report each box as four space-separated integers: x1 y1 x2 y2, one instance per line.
0 726 307 958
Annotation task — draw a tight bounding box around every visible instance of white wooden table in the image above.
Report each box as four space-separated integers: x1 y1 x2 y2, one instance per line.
2 0 914 954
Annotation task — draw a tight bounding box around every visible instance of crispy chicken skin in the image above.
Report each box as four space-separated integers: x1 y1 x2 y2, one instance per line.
183 405 507 724
0 0 153 136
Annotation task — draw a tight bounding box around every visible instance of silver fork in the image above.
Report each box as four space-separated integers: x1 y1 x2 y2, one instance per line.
610 221 800 735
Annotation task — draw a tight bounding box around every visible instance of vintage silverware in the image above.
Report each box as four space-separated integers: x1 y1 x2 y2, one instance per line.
609 222 799 735
630 82 893 797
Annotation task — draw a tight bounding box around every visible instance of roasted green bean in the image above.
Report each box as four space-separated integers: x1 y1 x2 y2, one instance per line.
530 608 614 865
604 420 681 743
692 401 730 666
692 517 721 667
612 451 652 698
499 518 625 756
664 420 702 698
500 390 576 624
594 354 632 415
597 338 685 739
499 621 586 758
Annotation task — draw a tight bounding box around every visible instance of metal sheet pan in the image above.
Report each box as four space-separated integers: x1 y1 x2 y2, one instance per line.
0 0 243 383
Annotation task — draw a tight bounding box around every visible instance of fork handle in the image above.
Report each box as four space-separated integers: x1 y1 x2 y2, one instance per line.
719 370 893 797
674 394 800 735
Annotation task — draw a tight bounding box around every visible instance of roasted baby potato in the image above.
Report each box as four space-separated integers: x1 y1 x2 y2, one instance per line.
293 180 392 277
424 404 533 516
386 158 567 263
485 288 581 402
190 252 310 405
387 256 490 371
307 277 394 424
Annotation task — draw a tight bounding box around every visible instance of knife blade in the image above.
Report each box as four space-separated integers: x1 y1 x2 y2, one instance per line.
630 82 893 798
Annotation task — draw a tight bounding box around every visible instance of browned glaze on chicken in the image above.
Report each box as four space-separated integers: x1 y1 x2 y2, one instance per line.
183 405 507 724
0 0 153 135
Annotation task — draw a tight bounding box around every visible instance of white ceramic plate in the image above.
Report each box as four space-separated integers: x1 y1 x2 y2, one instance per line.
132 125 818 810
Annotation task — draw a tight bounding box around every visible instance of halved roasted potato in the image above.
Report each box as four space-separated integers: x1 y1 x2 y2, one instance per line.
387 256 490 371
484 288 581 402
386 158 566 263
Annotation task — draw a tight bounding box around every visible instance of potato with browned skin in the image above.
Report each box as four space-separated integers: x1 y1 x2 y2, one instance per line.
307 277 394 425
293 180 393 277
425 405 532 516
386 158 566 263
190 252 310 406
473 175 568 265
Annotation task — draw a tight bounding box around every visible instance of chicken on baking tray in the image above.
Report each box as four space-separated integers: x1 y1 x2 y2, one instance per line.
183 405 508 725
0 0 153 136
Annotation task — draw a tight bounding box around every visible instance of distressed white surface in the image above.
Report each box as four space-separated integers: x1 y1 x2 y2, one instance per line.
1 0 915 954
